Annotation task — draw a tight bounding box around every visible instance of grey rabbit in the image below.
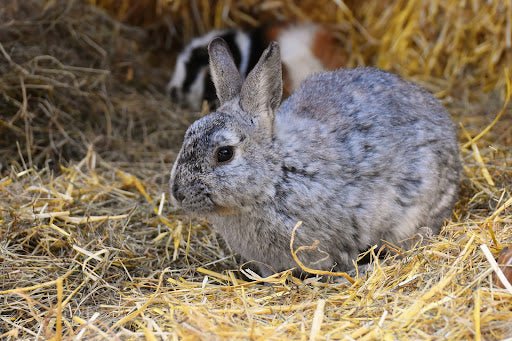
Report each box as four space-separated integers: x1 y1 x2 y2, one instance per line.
169 38 461 277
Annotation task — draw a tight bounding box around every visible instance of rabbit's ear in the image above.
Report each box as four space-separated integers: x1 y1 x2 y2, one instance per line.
208 38 243 105
240 42 282 124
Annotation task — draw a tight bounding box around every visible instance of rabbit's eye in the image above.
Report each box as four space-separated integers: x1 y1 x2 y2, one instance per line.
216 146 234 163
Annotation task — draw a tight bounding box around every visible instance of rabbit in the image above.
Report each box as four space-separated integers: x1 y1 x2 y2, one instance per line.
167 23 347 110
169 38 461 278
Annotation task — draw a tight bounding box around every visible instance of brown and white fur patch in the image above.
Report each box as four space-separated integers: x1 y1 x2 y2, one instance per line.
168 23 347 110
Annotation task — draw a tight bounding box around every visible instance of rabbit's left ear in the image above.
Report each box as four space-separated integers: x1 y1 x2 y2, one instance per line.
240 42 283 123
208 38 243 105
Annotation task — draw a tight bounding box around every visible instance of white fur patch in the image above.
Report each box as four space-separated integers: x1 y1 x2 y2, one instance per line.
235 31 251 77
278 25 325 89
185 67 208 110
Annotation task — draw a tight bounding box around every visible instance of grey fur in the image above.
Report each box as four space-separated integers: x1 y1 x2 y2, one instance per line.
208 38 242 105
240 42 282 117
170 39 461 277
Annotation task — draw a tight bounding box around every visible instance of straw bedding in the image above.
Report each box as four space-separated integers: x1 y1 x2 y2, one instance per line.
0 0 511 339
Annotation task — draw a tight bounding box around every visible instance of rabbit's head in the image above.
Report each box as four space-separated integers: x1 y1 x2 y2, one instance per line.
170 38 283 215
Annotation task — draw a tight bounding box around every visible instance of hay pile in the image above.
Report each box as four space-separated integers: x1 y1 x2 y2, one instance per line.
0 0 194 168
1 0 511 339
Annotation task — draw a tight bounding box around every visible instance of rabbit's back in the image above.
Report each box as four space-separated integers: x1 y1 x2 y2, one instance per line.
274 67 460 250
279 67 450 128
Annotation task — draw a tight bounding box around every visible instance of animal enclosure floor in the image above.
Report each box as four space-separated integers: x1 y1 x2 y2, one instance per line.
0 1 511 339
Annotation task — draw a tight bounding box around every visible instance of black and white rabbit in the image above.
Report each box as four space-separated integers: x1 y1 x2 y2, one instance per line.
169 39 461 277
167 23 347 110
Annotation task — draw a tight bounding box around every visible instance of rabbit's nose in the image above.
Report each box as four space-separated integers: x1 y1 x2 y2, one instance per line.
172 183 185 203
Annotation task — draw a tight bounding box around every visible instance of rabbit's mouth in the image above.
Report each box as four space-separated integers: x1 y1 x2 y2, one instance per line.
212 205 236 216
178 194 236 217
207 194 237 216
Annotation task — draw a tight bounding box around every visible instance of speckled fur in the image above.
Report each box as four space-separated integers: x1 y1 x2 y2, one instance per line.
170 39 461 277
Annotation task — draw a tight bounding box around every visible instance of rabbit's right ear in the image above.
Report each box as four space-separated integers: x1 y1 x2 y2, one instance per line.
208 38 242 105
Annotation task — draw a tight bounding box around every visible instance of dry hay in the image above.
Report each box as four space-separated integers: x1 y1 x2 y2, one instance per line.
1 0 511 340
0 0 194 168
